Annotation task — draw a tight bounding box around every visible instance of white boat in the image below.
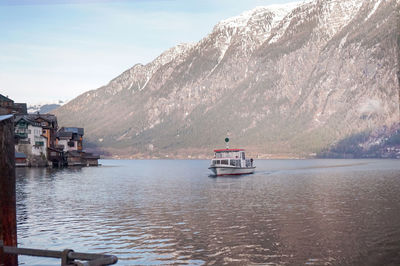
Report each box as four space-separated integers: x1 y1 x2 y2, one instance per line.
208 148 255 176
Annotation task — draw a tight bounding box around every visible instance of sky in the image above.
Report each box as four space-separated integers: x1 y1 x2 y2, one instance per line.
0 0 298 105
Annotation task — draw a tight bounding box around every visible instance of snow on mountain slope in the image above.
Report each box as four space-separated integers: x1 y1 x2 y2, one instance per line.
54 0 399 158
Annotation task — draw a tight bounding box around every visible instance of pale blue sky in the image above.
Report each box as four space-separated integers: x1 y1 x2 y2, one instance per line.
0 0 297 105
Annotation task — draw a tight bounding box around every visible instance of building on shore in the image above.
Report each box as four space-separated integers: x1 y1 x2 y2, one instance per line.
14 116 48 167
14 117 100 167
56 127 100 166
57 127 84 152
0 94 27 115
47 147 66 167
64 151 100 166
28 113 58 149
3 94 100 167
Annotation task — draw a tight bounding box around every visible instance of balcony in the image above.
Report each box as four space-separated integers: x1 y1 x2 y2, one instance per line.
34 141 44 147
15 133 28 138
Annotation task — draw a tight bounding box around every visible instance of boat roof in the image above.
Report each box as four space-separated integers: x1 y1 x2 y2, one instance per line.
214 149 244 152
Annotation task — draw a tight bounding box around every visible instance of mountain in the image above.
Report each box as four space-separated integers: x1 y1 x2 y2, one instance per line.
29 101 64 114
318 123 400 159
53 0 400 159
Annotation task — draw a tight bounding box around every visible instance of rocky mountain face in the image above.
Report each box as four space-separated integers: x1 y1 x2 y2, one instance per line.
318 122 400 159
53 0 400 158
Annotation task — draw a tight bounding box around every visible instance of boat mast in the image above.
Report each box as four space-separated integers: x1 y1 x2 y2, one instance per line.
225 130 230 149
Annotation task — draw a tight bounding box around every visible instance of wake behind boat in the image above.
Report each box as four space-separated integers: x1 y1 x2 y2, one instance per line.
208 137 255 176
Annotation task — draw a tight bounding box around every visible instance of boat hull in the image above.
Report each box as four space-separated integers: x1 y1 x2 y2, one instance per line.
208 166 255 176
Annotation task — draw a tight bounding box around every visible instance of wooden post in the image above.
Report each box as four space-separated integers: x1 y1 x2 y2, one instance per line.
0 115 18 266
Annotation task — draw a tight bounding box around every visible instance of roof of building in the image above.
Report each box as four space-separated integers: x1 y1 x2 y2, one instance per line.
15 152 27 159
0 114 13 122
57 131 73 138
59 127 84 136
214 148 245 152
14 115 41 127
66 150 83 157
48 146 64 152
27 114 58 123
0 94 13 102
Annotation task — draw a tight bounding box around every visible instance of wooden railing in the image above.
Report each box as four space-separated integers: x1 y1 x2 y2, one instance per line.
0 241 118 266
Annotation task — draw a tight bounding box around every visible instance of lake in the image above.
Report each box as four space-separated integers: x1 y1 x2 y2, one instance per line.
16 159 400 265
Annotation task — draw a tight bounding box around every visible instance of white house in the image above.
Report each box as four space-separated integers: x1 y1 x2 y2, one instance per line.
15 116 48 162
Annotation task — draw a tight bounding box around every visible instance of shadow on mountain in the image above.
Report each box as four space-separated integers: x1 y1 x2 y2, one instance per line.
317 123 400 159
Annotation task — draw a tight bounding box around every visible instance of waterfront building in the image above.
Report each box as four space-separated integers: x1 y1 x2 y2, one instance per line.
14 116 48 166
0 94 14 108
47 147 66 167
64 150 100 166
28 114 58 148
2 93 99 167
57 127 84 152
56 127 99 166
0 94 27 115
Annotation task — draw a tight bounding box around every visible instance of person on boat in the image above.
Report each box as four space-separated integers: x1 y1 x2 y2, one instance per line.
250 158 253 166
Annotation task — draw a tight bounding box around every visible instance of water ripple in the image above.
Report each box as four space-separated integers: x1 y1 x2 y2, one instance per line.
15 159 400 265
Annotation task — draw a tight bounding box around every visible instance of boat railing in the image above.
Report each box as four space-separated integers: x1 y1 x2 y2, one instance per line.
212 158 244 167
0 240 118 266
245 159 254 167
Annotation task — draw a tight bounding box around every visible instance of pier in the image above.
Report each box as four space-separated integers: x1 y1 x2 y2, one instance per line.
0 115 18 265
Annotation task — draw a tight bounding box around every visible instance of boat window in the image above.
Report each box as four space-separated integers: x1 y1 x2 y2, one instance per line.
230 160 235 166
241 152 245 159
221 160 228 165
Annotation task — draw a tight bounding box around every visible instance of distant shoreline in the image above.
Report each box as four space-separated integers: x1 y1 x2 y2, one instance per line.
99 155 399 160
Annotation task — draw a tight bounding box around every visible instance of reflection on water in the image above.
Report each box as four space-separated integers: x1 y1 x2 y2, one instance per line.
16 159 400 265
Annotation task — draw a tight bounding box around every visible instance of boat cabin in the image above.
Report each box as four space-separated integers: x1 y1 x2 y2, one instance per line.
211 149 253 168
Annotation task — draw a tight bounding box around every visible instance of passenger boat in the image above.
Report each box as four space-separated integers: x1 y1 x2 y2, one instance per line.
208 138 255 176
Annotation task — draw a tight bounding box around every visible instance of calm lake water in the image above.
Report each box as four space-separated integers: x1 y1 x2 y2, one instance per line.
16 159 400 265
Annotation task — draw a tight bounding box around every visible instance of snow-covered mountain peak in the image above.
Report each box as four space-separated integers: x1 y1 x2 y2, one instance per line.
215 3 300 32
153 43 194 66
205 2 302 56
316 0 364 38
